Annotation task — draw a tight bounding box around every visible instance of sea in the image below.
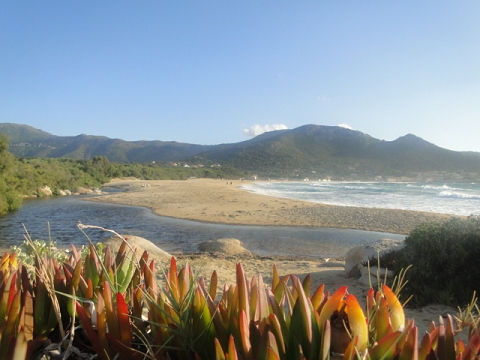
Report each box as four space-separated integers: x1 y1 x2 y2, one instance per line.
0 181 478 258
241 181 480 217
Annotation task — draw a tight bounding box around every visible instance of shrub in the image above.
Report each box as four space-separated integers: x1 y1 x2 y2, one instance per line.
392 216 480 307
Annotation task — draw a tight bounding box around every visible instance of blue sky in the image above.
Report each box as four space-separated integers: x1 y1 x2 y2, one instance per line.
1 2 480 152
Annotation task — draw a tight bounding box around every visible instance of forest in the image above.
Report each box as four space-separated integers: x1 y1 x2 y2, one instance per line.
0 134 241 215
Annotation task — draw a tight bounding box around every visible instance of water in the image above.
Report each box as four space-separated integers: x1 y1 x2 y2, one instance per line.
0 194 404 258
242 181 480 217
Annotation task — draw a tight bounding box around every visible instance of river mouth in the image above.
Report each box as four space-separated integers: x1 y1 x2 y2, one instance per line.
0 194 405 258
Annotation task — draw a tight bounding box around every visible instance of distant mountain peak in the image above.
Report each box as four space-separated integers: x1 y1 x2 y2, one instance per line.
0 123 57 142
393 133 436 148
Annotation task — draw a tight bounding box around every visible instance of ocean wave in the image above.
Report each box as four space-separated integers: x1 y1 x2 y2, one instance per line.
310 182 371 190
438 191 480 200
244 181 480 216
423 184 455 190
342 185 370 190
310 182 336 188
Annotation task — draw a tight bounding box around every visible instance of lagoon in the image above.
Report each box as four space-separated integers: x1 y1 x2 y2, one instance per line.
0 194 404 258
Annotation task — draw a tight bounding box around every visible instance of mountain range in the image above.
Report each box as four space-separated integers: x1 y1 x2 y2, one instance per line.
1 123 479 181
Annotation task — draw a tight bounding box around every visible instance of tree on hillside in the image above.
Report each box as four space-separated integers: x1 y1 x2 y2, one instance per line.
83 156 118 183
0 134 22 214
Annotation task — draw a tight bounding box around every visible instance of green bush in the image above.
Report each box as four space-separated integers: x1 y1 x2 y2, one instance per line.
393 216 480 306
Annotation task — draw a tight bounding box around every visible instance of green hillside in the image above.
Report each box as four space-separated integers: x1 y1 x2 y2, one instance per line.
1 123 480 181
193 125 480 180
0 123 212 162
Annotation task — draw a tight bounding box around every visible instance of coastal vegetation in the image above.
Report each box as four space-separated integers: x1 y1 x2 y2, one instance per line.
2 235 480 359
0 135 22 215
384 216 480 307
0 135 241 215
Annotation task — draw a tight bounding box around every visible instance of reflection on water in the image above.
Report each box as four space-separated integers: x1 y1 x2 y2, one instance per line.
0 195 405 258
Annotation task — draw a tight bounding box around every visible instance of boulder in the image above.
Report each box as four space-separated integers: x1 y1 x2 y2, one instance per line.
102 235 172 263
345 239 404 286
39 186 53 196
359 265 396 287
199 238 251 256
74 187 94 195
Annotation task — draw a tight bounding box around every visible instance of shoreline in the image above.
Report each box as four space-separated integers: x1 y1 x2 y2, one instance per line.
3 180 469 341
88 178 459 235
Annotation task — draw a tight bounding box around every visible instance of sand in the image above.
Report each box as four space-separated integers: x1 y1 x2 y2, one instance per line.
91 178 455 234
85 178 469 343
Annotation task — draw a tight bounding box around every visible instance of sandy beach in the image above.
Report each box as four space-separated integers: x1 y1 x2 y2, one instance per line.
87 178 467 341
92 178 455 235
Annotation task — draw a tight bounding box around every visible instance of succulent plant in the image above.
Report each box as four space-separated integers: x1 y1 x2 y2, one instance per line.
2 238 480 360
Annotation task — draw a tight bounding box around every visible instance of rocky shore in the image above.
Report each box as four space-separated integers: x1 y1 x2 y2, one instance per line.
32 185 105 198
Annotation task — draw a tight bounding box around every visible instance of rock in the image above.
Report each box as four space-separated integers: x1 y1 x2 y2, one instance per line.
359 265 396 287
64 189 72 196
102 235 172 262
347 266 361 279
198 238 251 256
74 187 93 195
345 238 404 286
39 186 52 196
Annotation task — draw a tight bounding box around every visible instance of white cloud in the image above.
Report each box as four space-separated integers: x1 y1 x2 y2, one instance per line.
243 124 288 137
338 123 353 130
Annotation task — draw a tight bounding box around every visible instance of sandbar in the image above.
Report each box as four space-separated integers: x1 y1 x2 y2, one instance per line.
89 178 456 235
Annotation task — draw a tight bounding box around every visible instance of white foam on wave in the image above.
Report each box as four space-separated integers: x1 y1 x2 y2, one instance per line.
438 191 480 200
423 184 455 190
243 181 480 216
